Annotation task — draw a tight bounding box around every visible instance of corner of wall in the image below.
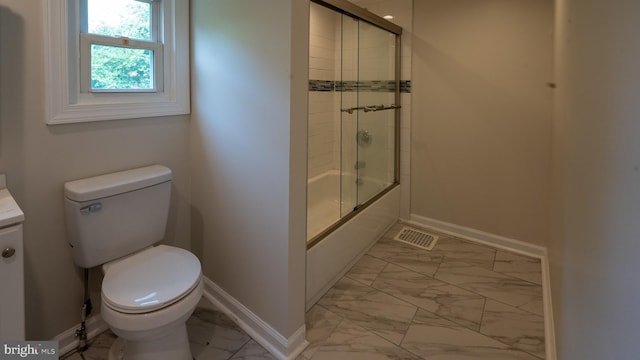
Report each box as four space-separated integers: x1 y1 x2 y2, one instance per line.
202 277 308 360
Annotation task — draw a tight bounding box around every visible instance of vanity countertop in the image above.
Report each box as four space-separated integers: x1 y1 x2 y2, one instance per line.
0 175 24 228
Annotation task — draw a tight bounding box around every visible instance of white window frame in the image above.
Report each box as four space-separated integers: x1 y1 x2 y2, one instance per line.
44 0 190 125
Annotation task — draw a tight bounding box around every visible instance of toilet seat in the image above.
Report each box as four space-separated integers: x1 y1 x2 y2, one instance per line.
102 245 201 314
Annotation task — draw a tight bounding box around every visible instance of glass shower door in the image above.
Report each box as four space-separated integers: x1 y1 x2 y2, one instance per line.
353 20 398 207
339 13 359 217
307 0 399 244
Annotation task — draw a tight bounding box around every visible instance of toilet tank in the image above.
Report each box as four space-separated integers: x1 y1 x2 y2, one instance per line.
64 165 172 268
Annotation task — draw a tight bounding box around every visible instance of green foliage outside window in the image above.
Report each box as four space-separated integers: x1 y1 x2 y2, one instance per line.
91 45 153 90
88 0 154 90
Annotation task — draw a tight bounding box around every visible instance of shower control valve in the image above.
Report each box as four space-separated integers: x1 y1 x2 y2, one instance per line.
357 130 373 145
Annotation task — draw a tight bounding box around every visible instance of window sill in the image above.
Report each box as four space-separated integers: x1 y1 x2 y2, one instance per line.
46 100 190 125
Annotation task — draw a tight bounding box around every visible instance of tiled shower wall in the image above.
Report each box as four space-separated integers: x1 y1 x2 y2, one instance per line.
308 5 340 179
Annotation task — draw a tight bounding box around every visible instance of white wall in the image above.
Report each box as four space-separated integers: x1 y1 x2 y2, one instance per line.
411 0 553 246
551 0 640 358
0 0 191 340
190 0 308 342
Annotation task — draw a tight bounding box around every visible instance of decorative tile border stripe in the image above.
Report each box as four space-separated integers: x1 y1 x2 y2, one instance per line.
337 80 397 92
309 80 335 92
400 80 411 93
309 80 411 93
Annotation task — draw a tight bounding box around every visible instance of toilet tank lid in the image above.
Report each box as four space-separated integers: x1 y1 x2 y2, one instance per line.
64 165 172 202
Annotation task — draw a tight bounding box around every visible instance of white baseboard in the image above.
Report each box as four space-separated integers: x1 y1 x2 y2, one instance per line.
53 314 109 357
202 277 308 360
406 214 547 258
539 255 557 360
404 214 557 360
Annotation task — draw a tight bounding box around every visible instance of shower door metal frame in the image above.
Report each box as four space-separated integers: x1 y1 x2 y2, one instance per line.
311 0 403 36
307 0 402 249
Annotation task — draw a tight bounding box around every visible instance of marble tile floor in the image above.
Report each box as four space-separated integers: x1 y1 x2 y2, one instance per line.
62 297 280 360
306 222 545 360
63 222 545 360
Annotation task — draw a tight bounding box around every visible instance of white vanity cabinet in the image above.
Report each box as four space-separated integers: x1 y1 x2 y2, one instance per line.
0 223 24 340
0 178 25 341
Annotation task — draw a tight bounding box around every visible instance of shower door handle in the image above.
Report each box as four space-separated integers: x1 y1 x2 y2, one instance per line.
364 104 401 112
342 104 401 114
363 105 384 112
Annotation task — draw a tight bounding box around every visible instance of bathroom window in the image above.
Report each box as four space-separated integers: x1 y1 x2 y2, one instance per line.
80 0 163 92
44 0 190 124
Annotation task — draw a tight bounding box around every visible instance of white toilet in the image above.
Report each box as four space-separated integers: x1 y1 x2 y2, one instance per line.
64 165 203 360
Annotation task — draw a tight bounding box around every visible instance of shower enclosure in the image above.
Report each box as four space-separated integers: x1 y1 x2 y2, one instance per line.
306 0 402 307
307 0 401 244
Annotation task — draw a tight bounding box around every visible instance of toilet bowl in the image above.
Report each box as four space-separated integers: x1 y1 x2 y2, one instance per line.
100 245 203 360
64 165 202 360
102 279 203 360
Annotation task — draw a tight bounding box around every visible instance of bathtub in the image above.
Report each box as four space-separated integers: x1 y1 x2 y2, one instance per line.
306 170 399 309
307 171 392 240
307 171 341 240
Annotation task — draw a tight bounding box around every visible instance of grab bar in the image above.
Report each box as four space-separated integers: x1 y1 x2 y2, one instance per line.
341 104 401 114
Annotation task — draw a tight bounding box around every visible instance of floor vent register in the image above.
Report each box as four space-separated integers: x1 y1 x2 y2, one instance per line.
394 226 439 251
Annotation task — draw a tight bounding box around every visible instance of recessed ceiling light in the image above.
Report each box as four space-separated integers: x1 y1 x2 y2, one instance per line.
383 15 394 20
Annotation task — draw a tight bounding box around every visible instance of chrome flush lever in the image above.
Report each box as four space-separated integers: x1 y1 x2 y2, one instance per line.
80 203 102 214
